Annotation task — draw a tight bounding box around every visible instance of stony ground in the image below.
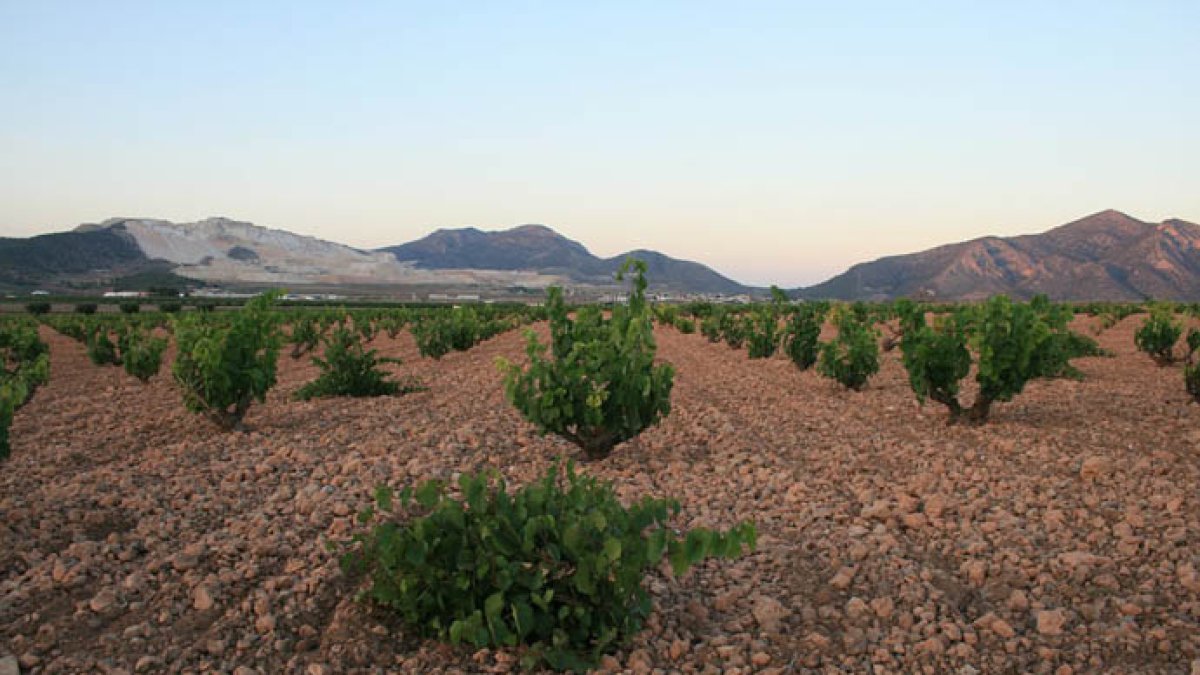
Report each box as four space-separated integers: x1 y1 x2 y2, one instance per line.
2 315 1199 674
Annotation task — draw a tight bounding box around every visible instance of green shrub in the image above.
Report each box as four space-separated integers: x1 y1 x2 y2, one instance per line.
677 317 696 334
1186 329 1200 403
86 328 121 366
898 304 972 417
720 312 747 349
119 301 141 314
1063 330 1109 359
172 291 282 430
74 303 97 315
1024 296 1104 379
413 307 508 359
818 308 879 390
289 316 321 359
1134 304 1182 365
899 296 1079 423
0 381 20 459
120 328 167 382
0 323 50 459
158 301 182 313
653 304 680 328
745 308 779 359
343 462 756 671
25 302 50 316
781 304 825 370
378 313 409 339
700 314 722 342
296 321 420 399
355 316 378 343
499 260 674 459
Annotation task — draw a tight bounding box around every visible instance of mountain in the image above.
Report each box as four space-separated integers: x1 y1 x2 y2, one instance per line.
0 223 161 289
799 210 1200 301
378 225 750 294
0 218 750 295
380 225 609 276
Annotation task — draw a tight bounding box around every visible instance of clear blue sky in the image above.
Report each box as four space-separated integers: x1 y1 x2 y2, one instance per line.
2 1 1197 286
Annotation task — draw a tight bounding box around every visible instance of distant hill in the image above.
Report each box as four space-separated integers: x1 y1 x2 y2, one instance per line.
379 224 750 294
0 218 751 295
0 224 156 289
799 210 1200 301
380 225 609 276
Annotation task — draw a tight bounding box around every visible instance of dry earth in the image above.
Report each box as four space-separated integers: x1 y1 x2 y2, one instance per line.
2 315 1199 674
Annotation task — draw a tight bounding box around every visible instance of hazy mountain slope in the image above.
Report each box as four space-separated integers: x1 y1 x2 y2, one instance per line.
602 249 747 294
0 224 151 288
380 225 608 276
2 218 746 294
799 210 1200 301
381 225 749 294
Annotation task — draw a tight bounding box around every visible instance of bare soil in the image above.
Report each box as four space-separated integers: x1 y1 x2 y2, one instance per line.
2 315 1199 674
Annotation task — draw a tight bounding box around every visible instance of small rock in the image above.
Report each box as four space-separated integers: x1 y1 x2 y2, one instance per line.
751 595 789 633
1178 563 1200 592
90 588 119 613
845 596 869 621
916 636 945 656
964 560 987 586
992 619 1016 638
255 614 277 634
206 639 227 656
924 495 947 519
870 596 894 618
830 566 857 590
862 499 891 520
751 652 771 666
1008 589 1029 611
669 639 687 661
1036 609 1067 636
805 632 831 650
714 590 740 612
1079 456 1110 482
0 655 19 675
193 585 216 611
135 656 160 672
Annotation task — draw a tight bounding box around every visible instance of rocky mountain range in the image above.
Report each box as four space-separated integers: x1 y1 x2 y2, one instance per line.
2 210 1196 300
0 218 749 295
381 225 748 294
798 210 1200 301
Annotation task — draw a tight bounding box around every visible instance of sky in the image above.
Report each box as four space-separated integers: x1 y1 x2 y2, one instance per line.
2 1 1198 287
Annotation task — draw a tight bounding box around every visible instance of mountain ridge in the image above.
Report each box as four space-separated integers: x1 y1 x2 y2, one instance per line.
4 210 1198 300
378 225 749 294
1 218 751 295
798 210 1200 301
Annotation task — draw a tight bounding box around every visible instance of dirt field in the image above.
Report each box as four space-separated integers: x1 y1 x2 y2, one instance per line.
2 315 1199 674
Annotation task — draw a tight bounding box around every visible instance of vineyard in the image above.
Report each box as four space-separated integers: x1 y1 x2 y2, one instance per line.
1 280 1199 673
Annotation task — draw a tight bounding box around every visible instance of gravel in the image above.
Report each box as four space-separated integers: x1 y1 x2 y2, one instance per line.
1 314 1198 673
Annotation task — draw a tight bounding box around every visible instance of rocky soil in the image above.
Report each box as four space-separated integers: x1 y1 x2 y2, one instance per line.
2 315 1199 674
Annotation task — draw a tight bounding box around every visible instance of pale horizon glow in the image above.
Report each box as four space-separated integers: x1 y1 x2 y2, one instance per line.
2 2 1198 287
